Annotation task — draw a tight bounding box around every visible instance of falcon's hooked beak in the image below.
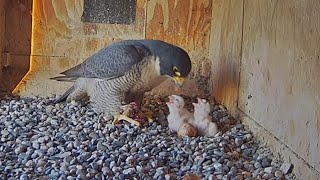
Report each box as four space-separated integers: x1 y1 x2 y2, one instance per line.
173 76 186 87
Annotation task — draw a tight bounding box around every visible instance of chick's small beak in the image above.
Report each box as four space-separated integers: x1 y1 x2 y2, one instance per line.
173 76 186 87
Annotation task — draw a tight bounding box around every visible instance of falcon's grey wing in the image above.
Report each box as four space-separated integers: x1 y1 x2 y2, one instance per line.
51 42 150 81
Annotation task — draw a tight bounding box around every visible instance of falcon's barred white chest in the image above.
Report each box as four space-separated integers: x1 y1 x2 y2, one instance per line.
131 56 167 92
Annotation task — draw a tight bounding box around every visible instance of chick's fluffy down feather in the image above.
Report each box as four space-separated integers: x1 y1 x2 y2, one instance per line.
166 95 194 132
191 98 218 136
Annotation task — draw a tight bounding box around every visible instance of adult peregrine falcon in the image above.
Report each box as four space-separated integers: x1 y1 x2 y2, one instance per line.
51 39 192 122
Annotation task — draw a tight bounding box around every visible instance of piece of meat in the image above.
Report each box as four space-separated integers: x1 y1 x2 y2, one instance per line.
119 101 149 125
177 122 198 137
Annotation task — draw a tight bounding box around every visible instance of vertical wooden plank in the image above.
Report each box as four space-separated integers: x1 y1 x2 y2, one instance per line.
239 0 320 173
208 0 243 114
0 0 32 95
146 0 212 75
0 0 5 54
5 0 32 55
146 0 213 97
0 0 6 95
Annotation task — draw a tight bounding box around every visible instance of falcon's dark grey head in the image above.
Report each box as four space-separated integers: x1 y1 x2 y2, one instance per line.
141 40 192 87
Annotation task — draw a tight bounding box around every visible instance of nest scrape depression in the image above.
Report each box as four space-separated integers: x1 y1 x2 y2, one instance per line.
0 93 295 180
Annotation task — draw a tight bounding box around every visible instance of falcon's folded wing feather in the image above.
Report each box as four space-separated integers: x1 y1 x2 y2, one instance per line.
51 42 150 81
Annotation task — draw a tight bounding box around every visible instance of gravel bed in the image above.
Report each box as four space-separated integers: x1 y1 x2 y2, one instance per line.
0 94 295 180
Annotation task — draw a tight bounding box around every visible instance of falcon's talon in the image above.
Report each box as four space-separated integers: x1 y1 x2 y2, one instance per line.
112 114 141 127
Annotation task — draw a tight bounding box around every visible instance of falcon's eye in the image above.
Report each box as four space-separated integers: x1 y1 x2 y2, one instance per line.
173 66 181 77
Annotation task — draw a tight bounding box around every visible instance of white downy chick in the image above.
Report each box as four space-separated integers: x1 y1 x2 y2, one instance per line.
166 95 194 132
192 98 218 136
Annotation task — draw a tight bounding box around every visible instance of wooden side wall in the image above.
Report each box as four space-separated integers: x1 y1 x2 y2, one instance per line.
0 0 6 95
238 0 320 175
0 0 32 96
208 0 243 114
209 0 320 178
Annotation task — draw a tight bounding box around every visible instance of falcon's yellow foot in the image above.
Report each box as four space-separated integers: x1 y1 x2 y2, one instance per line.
112 115 141 127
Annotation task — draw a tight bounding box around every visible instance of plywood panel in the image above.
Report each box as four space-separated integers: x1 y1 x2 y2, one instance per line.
0 0 32 96
0 0 5 54
5 0 32 55
145 0 213 98
146 0 212 75
0 0 6 95
239 0 320 172
208 0 243 114
14 57 74 96
1 55 30 92
32 0 146 59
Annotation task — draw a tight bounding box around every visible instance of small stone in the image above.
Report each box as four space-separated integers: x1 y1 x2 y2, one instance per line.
37 159 47 166
203 160 212 166
243 163 254 171
38 137 45 143
32 142 40 149
159 152 168 157
47 147 55 156
280 162 293 174
26 160 35 167
125 156 135 164
262 173 274 179
264 167 275 174
243 149 251 156
235 138 243 146
130 147 138 153
233 175 243 180
19 174 29 180
228 167 237 177
244 133 252 140
110 161 116 169
240 172 250 178
102 167 111 175
213 163 223 172
254 162 262 169
1 130 9 137
275 170 283 178
182 173 201 180
165 174 174 180
154 167 167 179
123 168 135 175
97 142 107 151
261 159 271 167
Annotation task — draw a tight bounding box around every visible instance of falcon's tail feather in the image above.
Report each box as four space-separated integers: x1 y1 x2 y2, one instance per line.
53 86 75 103
50 76 77 82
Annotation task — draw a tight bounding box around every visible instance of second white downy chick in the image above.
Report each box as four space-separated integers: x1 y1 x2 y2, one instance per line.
192 98 218 136
166 95 194 132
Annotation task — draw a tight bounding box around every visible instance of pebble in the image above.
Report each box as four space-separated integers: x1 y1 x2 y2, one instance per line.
275 170 283 178
262 173 274 179
254 161 262 168
261 158 271 167
0 95 294 179
264 166 276 174
280 162 294 174
19 174 29 180
235 138 243 146
123 168 135 175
